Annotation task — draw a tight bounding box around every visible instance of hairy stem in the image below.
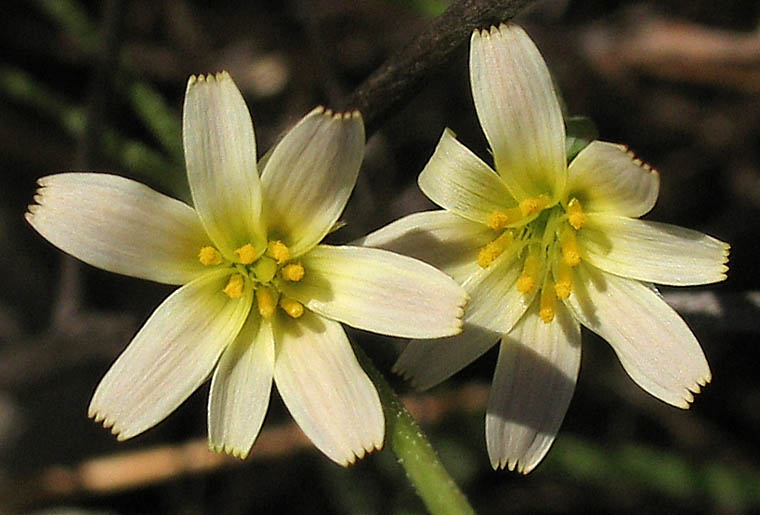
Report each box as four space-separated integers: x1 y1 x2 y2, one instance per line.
353 344 475 515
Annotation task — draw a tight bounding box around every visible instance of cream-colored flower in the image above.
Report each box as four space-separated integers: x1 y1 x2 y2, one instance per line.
27 72 467 466
359 25 729 473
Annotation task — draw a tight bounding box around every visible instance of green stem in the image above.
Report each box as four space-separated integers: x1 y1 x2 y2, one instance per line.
353 344 476 515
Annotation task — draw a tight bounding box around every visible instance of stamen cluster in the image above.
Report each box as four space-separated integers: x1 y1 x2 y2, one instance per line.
199 240 306 319
478 196 587 323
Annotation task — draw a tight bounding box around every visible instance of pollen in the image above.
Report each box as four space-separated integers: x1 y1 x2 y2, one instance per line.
266 240 290 264
560 228 581 267
281 263 305 282
256 286 277 319
487 208 522 230
567 198 586 230
280 298 304 318
235 243 258 264
519 194 550 217
539 280 557 323
199 246 223 266
223 274 245 299
554 260 573 299
516 253 539 294
516 276 535 294
477 231 514 268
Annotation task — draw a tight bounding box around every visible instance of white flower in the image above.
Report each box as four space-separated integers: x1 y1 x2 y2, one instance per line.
359 25 729 473
27 72 467 466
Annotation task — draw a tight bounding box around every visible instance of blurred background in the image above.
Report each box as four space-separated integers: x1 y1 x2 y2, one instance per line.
1 0 759 513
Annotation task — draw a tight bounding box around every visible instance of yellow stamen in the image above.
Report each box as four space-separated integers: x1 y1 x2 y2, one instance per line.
280 298 304 318
281 263 305 282
554 260 573 299
567 198 586 230
199 246 223 266
477 231 514 268
235 243 258 264
266 240 290 264
223 274 245 299
487 208 522 230
539 280 557 323
519 194 550 217
560 228 581 267
256 286 277 319
251 256 278 283
516 252 540 294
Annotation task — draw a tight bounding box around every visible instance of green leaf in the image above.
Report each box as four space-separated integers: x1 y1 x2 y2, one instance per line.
565 116 598 161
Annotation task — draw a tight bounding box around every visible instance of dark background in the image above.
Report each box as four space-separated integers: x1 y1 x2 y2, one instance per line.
1 0 759 513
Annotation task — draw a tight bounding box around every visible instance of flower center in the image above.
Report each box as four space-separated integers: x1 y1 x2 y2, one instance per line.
197 240 305 319
479 195 587 324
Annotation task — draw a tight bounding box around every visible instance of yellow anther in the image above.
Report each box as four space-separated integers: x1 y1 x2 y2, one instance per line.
560 228 581 267
516 252 540 294
223 274 245 299
280 298 304 318
519 194 550 217
199 246 223 266
251 256 278 283
281 263 305 282
235 243 258 264
477 231 514 268
539 280 557 323
477 246 499 269
256 286 277 319
266 240 290 264
487 208 522 230
516 276 535 294
567 198 587 230
554 260 573 299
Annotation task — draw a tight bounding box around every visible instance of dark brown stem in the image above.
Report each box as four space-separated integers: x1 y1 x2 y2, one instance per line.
342 0 535 136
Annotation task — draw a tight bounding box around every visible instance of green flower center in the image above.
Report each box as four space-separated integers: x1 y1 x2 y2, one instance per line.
198 240 305 319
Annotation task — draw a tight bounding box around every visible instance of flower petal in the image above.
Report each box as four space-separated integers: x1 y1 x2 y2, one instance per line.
418 128 515 224
88 269 253 440
470 24 566 201
208 315 274 459
261 107 364 257
273 312 383 466
486 301 581 474
565 265 711 408
183 72 265 257
281 245 467 339
461 250 537 335
26 173 210 285
566 141 659 217
393 249 536 389
393 325 500 390
355 210 492 283
580 214 729 286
